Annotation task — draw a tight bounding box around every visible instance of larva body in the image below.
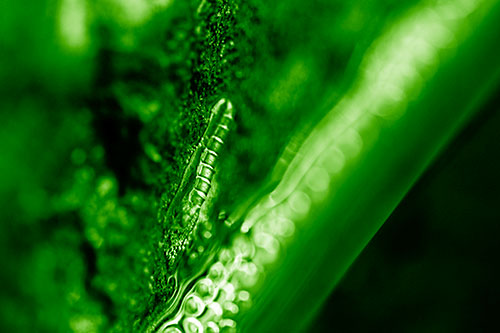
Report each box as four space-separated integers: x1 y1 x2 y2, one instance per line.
189 98 234 208
154 98 235 331
164 98 234 261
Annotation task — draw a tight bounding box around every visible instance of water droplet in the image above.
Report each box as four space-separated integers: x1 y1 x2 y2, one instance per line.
195 278 215 300
219 319 237 333
232 234 255 258
206 302 224 320
233 261 260 288
288 191 311 218
183 317 203 333
238 290 250 302
206 321 220 333
184 295 205 317
320 146 345 175
219 282 236 302
276 216 295 238
208 262 226 282
253 232 280 257
223 302 239 317
304 166 330 193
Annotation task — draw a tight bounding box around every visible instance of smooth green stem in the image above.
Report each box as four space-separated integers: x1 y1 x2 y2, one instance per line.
242 0 500 331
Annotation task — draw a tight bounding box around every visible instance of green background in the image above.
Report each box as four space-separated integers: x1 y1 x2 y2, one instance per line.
313 95 500 332
1 0 499 331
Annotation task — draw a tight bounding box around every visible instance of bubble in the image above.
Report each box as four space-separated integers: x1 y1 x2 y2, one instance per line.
232 234 255 258
304 166 330 193
370 82 408 119
275 216 295 238
195 278 216 300
208 262 226 282
253 211 273 235
206 322 220 333
184 295 205 317
233 261 260 288
219 282 236 302
183 317 203 333
252 232 280 262
320 146 345 175
237 290 250 303
288 191 311 217
255 213 295 240
206 302 224 320
223 302 239 317
218 248 235 265
219 319 237 333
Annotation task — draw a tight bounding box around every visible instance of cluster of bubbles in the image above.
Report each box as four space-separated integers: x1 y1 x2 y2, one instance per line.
157 233 263 332
157 173 316 332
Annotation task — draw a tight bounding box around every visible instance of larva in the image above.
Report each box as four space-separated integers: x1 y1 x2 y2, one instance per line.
153 98 235 332
189 98 234 208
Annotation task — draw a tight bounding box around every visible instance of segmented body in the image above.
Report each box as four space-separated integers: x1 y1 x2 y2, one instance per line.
154 98 235 331
189 98 234 208
164 98 234 266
